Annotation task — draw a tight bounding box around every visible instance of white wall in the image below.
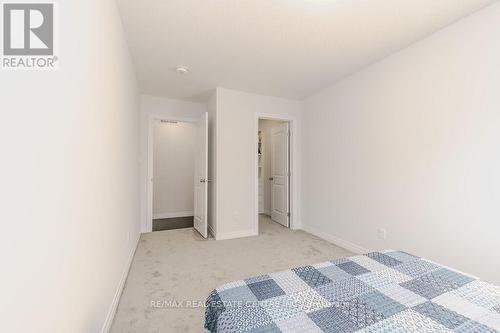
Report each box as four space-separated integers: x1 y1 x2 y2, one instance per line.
140 95 206 232
214 88 302 239
153 121 196 218
302 2 500 284
0 1 140 332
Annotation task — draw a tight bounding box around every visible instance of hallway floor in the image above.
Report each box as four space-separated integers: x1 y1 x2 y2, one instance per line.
110 215 352 333
153 216 194 232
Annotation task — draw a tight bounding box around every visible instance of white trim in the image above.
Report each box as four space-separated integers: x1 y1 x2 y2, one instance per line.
215 230 258 241
146 114 199 233
301 225 370 254
153 211 194 219
100 233 140 333
255 113 300 235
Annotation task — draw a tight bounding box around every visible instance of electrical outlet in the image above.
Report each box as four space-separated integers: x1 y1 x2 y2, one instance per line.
378 228 387 240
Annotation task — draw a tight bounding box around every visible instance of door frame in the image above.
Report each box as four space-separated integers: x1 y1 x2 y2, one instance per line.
254 113 297 234
146 114 198 233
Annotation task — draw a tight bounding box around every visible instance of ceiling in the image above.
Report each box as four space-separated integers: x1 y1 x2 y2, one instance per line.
116 0 496 101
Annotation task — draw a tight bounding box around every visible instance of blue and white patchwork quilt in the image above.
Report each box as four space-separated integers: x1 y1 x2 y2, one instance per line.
205 250 500 332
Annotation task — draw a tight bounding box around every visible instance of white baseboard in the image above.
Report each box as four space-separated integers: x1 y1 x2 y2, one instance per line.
290 219 301 231
101 233 140 333
215 229 258 241
153 211 193 219
301 224 370 254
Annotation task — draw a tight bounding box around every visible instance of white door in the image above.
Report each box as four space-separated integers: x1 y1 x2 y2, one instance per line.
271 122 290 227
194 112 208 238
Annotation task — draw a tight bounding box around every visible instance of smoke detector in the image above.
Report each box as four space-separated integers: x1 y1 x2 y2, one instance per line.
175 66 190 75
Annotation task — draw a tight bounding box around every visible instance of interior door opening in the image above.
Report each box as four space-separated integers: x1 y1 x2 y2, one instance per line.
150 113 208 238
258 118 291 232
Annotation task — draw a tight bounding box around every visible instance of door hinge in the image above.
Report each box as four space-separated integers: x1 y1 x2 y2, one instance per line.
287 212 291 217
288 131 291 138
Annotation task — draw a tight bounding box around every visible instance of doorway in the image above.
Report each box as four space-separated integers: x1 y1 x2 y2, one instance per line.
147 113 208 237
152 120 196 231
258 118 291 229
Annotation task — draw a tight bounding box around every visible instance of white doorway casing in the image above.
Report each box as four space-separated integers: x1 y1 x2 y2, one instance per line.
141 95 206 234
255 113 298 234
146 114 202 233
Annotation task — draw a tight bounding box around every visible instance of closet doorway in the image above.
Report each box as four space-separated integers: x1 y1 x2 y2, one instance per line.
147 113 208 237
258 118 291 228
152 120 196 231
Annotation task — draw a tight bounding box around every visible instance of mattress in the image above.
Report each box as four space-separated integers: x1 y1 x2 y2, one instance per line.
204 250 500 332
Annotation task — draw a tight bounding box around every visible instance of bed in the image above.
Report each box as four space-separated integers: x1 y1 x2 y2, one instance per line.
205 250 500 332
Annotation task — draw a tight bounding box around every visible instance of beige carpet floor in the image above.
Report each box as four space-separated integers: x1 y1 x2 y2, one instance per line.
110 215 353 333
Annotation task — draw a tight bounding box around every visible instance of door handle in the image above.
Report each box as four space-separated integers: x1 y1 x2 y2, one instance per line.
269 177 274 181
200 179 212 183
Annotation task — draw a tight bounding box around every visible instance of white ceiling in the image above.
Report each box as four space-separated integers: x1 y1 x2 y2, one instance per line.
116 0 496 101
